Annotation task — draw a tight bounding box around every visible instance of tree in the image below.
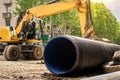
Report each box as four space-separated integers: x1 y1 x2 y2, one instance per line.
45 9 80 36
91 2 119 43
115 22 120 44
14 0 41 15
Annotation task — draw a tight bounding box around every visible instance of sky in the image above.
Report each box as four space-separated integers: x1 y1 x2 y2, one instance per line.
91 0 120 22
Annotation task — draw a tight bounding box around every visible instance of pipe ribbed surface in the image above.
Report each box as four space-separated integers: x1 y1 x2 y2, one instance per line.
44 35 120 75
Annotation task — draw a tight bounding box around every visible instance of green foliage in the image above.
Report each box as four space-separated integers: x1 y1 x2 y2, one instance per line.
45 9 80 36
91 2 119 43
115 22 120 44
14 0 41 15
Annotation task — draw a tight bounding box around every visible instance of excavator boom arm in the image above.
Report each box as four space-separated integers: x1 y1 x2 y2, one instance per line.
16 0 94 39
16 1 78 35
29 1 77 18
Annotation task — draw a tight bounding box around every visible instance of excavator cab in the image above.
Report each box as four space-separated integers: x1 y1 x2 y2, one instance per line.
18 15 44 40
27 21 36 39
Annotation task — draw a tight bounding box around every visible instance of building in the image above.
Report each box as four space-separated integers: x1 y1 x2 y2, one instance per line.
0 0 18 27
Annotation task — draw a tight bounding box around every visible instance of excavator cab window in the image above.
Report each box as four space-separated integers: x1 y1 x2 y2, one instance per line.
27 21 36 39
18 21 28 40
18 20 42 40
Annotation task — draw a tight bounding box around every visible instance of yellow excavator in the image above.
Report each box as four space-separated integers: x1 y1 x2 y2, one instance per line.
0 0 101 61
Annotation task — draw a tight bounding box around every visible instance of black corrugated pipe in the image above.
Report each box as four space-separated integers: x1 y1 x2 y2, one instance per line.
44 35 120 75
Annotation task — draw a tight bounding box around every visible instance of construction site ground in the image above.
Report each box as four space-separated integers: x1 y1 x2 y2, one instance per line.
0 54 119 80
0 55 81 80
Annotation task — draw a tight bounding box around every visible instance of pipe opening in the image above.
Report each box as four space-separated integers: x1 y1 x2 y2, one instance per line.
44 37 76 74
